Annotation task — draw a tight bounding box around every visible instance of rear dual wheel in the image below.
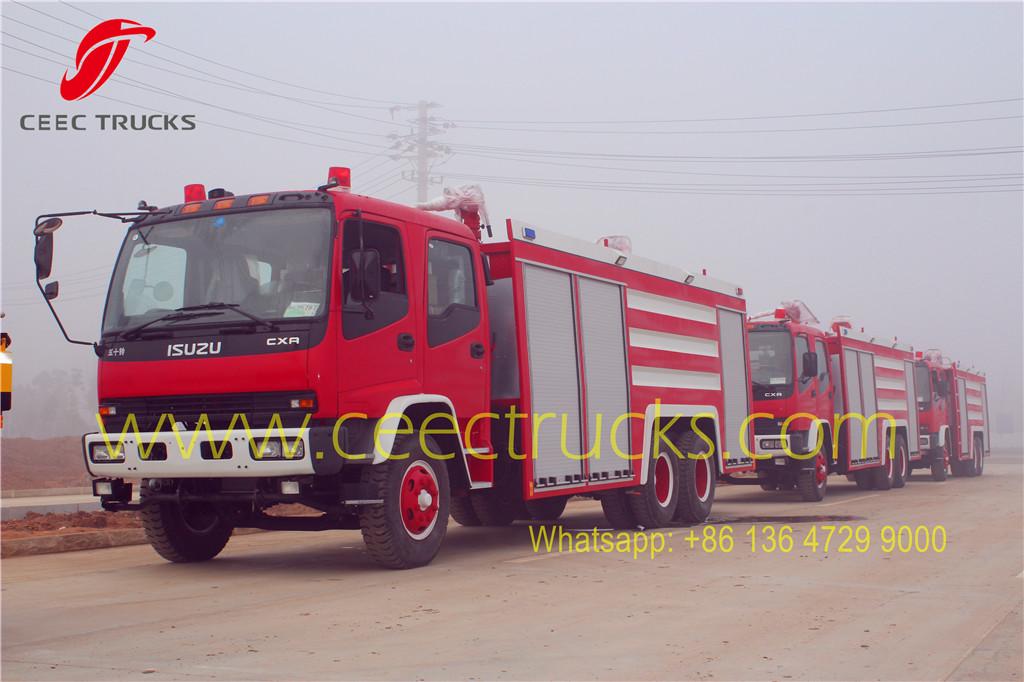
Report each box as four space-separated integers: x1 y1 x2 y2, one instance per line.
972 435 985 477
892 436 909 489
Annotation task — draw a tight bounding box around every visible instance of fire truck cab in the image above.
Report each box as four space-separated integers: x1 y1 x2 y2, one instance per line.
747 302 835 500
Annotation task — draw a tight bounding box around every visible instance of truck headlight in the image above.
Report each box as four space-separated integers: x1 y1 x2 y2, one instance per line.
249 440 305 460
89 443 126 463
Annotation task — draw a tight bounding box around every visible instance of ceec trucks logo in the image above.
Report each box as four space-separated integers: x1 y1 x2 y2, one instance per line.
60 19 156 101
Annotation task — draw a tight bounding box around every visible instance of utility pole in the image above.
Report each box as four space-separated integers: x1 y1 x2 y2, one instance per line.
388 100 451 202
416 100 431 203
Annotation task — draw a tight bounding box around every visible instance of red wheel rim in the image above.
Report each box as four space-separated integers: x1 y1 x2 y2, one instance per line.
399 461 440 540
814 453 828 486
654 453 674 507
695 455 712 502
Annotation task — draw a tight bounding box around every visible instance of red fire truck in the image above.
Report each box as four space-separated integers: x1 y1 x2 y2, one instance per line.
745 304 920 501
32 167 754 568
910 350 989 480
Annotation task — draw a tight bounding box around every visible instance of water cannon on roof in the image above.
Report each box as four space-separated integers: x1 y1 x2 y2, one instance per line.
750 300 820 325
418 184 491 240
830 315 853 334
596 235 632 266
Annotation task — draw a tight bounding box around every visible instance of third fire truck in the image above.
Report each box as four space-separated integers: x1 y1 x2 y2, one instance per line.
910 350 990 480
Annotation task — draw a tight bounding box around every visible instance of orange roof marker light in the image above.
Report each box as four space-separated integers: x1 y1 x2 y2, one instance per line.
213 198 234 210
247 194 271 207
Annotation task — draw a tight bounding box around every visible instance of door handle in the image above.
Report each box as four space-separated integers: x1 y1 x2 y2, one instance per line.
397 333 415 352
470 342 486 359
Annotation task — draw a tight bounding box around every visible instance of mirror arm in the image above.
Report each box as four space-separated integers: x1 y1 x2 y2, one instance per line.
34 278 99 355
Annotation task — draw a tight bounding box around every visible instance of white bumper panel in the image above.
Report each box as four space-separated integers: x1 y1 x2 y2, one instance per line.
83 429 315 478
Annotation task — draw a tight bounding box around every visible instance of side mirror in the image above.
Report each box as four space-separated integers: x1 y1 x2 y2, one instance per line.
802 351 818 379
348 248 382 302
43 281 60 301
34 233 54 280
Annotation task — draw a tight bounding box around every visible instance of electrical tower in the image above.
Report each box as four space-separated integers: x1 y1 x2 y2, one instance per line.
388 100 452 202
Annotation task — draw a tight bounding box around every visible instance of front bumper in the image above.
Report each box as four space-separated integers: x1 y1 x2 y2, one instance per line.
83 427 317 478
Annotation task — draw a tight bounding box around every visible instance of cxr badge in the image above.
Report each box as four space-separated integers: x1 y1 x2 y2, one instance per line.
60 19 156 101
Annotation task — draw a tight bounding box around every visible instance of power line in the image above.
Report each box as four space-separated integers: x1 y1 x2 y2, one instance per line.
451 147 1023 180
449 97 1024 125
441 171 1022 197
450 144 1024 163
52 0 416 107
452 114 1022 135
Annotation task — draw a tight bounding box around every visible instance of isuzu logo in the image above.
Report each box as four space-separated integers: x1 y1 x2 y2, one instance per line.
267 337 301 346
166 341 222 357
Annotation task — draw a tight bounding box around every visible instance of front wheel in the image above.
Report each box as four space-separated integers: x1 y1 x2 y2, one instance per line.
930 443 949 482
359 437 450 569
140 485 234 563
797 453 829 502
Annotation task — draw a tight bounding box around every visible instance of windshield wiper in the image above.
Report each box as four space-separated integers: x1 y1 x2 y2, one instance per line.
175 303 278 331
120 311 222 340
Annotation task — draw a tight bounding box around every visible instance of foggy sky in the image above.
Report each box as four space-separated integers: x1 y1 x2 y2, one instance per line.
2 2 1022 443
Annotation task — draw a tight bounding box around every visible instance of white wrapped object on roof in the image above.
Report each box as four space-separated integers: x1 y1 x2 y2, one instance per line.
417 185 490 226
596 235 632 257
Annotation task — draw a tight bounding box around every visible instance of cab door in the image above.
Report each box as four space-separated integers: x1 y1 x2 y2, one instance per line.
420 232 490 451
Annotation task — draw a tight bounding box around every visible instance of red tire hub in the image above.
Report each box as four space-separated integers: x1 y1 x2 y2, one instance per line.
814 453 828 485
400 462 439 539
654 453 674 507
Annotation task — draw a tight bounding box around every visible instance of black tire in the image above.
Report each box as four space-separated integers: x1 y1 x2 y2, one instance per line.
469 488 519 526
674 432 715 523
871 449 895 491
854 470 875 490
359 436 450 569
449 495 481 526
601 490 637 529
892 436 909 489
797 453 828 502
525 495 568 521
930 444 948 482
628 449 680 528
759 480 777 492
140 485 233 563
950 457 968 477
972 436 985 477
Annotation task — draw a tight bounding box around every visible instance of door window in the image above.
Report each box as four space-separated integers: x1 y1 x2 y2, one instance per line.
815 339 830 392
427 239 480 346
796 334 812 391
342 219 408 339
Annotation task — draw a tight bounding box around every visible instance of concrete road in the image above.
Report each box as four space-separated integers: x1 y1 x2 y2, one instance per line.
3 453 1021 681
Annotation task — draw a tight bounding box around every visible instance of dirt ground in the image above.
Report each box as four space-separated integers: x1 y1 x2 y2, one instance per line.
0 504 315 541
0 437 89 490
1 510 142 539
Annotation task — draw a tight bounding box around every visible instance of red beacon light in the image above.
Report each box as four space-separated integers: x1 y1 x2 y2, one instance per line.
325 166 351 192
184 183 206 203
774 308 787 319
